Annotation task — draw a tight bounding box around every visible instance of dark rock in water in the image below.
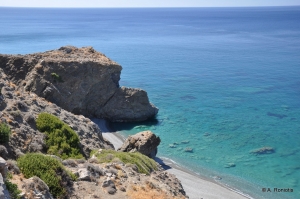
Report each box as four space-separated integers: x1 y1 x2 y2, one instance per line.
203 132 210 137
250 146 275 155
118 131 160 158
184 147 193 152
213 176 222 180
0 46 158 122
181 140 190 144
267 112 287 119
224 163 236 168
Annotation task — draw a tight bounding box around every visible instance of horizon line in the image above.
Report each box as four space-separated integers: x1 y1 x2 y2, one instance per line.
0 5 300 9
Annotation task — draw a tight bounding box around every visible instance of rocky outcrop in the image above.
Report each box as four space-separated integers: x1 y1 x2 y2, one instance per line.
0 173 9 199
0 158 9 199
0 46 158 122
0 67 113 158
65 159 187 199
0 158 7 179
22 176 53 199
118 131 161 158
98 87 158 122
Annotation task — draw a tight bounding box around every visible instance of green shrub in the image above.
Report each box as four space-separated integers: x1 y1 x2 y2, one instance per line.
91 150 157 175
5 180 21 199
0 122 11 144
36 113 83 159
51 73 63 82
17 153 76 198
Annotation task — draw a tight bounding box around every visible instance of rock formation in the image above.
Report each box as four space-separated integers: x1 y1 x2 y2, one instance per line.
0 67 113 158
0 46 187 199
250 146 275 155
118 131 161 158
0 158 10 199
22 177 53 199
0 46 158 122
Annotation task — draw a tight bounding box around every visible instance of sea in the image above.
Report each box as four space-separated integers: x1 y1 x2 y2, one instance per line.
0 6 299 199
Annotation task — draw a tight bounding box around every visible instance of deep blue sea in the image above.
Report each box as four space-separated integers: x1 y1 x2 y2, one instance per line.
1 7 300 199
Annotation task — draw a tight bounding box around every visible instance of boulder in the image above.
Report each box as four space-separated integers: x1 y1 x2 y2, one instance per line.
0 46 158 122
0 173 10 199
77 168 91 181
118 131 160 158
0 158 7 178
102 178 116 194
22 176 53 199
98 87 158 122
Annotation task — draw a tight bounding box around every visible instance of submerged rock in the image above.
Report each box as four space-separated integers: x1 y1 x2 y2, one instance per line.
250 146 275 155
184 147 193 152
118 131 161 158
0 46 158 122
224 163 236 168
181 140 190 144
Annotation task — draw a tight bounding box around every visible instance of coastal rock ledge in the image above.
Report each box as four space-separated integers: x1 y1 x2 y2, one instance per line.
0 46 158 122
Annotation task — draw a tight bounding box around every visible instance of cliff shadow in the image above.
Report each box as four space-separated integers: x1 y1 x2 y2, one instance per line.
154 157 172 170
108 117 160 132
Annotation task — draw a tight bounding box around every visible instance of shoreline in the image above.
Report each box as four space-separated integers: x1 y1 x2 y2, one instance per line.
92 118 252 199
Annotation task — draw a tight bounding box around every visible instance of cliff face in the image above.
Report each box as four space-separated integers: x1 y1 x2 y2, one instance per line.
0 68 114 158
0 46 158 122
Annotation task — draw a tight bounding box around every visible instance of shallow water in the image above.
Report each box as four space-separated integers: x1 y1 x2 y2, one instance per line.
1 7 300 199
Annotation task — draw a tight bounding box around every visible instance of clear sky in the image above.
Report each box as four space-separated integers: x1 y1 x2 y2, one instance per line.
0 0 300 8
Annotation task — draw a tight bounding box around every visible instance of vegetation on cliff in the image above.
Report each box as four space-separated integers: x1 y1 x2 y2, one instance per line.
17 153 76 198
4 172 22 199
0 122 11 144
36 112 83 159
91 149 157 175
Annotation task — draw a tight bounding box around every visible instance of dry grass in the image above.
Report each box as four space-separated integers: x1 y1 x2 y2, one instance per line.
127 184 176 199
117 170 127 178
6 118 13 124
15 91 21 96
34 64 43 70
114 164 122 170
9 82 16 88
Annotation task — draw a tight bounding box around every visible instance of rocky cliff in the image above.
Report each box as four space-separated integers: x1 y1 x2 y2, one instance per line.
0 67 113 158
0 47 188 199
0 46 158 122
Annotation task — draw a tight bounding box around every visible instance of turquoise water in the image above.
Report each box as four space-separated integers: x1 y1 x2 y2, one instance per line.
1 7 300 199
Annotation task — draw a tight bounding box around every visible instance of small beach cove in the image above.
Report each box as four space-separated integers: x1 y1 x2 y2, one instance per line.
93 118 252 199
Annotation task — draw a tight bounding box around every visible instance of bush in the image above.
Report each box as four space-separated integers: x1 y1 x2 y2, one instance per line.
51 73 63 82
91 150 157 175
5 180 21 199
36 113 83 159
0 122 11 144
17 153 77 198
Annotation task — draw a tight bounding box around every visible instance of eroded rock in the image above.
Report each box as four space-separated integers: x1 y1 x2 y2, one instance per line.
98 87 158 122
22 176 53 199
0 173 10 199
118 131 160 158
0 46 158 122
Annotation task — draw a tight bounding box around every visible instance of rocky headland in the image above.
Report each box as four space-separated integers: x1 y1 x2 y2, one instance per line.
0 46 158 122
0 46 189 199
